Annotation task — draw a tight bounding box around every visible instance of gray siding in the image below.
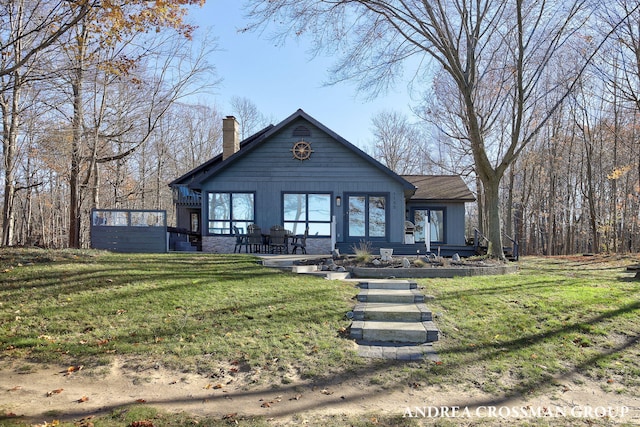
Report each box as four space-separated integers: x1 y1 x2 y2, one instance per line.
200 118 408 244
91 209 167 253
445 203 468 245
91 227 167 253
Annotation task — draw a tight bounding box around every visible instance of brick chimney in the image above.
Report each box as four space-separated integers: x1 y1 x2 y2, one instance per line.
222 116 239 160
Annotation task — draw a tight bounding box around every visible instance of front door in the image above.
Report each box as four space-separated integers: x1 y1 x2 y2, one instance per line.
345 194 388 241
190 211 200 233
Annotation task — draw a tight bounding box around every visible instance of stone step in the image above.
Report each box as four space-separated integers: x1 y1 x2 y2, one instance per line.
353 302 432 322
358 280 417 290
291 265 318 273
350 321 439 344
357 289 424 304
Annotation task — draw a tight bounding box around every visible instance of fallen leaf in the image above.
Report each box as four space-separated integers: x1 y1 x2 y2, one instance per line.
8 386 22 391
97 339 109 346
3 412 18 418
261 402 271 408
77 396 89 403
321 389 333 395
130 421 154 427
289 394 302 401
64 365 83 375
135 399 147 403
607 378 615 384
203 383 213 389
222 413 237 420
75 416 95 427
46 388 64 397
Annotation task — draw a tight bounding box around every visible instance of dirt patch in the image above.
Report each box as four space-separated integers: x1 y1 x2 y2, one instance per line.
1 358 638 425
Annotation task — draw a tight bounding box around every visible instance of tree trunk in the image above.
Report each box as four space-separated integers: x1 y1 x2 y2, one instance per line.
482 175 505 259
506 166 515 239
2 124 17 246
68 28 87 248
476 175 485 236
1 31 23 246
584 142 599 253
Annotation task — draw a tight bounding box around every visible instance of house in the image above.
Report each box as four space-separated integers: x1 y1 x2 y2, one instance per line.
169 109 475 256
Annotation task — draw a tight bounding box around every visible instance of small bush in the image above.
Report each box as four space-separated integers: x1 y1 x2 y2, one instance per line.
352 240 373 263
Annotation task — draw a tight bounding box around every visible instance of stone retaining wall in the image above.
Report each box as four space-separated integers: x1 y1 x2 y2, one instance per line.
348 264 519 278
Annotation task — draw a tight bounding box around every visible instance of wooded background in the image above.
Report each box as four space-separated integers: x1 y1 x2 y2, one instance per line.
2 0 639 256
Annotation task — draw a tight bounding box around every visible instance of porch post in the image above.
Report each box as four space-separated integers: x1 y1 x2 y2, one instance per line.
425 217 431 253
331 215 336 252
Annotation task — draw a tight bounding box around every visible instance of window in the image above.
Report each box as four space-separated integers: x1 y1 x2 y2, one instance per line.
346 194 388 240
283 193 331 236
208 192 254 234
131 211 165 227
91 210 166 227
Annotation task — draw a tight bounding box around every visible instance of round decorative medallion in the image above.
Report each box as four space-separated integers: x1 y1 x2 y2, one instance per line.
291 140 313 161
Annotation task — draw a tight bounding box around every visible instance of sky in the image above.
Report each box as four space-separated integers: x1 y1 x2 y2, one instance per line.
187 0 416 150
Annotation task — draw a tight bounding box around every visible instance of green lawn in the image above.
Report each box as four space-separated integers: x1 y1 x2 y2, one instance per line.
0 249 359 380
1 249 639 426
422 255 640 396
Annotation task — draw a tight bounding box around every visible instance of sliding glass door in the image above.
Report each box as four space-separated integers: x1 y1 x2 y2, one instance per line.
412 208 445 243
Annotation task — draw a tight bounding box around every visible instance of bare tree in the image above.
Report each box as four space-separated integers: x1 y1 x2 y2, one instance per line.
45 1 214 248
245 0 623 259
0 0 92 78
229 96 269 139
370 110 428 175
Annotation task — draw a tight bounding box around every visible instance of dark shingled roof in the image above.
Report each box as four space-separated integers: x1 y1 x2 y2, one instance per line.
402 175 475 202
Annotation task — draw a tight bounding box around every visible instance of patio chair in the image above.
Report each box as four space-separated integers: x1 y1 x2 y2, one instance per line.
247 224 263 253
269 225 288 254
233 226 248 253
291 227 308 254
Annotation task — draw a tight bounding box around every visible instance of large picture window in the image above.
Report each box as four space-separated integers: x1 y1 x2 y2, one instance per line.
346 194 388 240
208 192 254 234
283 193 331 236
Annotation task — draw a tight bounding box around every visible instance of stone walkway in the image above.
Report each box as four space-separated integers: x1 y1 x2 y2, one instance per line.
350 279 440 361
258 256 441 361
356 341 439 361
